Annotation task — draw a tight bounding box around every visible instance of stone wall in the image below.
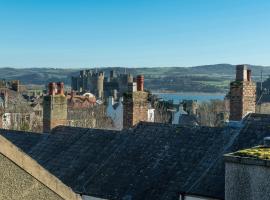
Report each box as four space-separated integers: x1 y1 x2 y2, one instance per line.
225 157 270 200
0 153 64 200
43 95 67 133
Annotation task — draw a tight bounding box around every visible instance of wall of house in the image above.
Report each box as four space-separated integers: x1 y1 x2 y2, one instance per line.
0 153 64 200
147 108 155 122
106 98 123 130
225 160 270 200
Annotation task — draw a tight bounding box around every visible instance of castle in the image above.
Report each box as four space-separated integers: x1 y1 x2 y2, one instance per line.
71 70 104 99
71 69 133 99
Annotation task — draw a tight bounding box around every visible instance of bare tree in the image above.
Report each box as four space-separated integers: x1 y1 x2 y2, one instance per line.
198 100 229 127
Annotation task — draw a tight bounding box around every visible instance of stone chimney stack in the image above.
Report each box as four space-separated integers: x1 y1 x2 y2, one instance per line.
43 82 67 133
123 74 148 129
229 65 256 121
137 75 144 92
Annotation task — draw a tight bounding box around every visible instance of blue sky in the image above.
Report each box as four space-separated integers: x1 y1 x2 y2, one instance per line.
0 0 270 68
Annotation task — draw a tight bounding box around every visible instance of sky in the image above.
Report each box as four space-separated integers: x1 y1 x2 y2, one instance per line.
0 0 270 68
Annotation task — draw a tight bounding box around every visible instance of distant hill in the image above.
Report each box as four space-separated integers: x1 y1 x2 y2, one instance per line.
0 64 269 93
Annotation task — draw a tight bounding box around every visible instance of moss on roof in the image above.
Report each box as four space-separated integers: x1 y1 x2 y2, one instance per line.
233 146 270 160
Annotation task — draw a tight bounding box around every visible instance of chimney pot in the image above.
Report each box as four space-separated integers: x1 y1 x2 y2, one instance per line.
247 69 251 82
236 65 249 81
57 82 64 95
48 82 56 95
137 75 144 91
128 82 137 92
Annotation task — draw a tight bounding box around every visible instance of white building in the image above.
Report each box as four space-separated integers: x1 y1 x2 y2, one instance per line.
106 97 124 130
148 108 155 122
106 97 155 130
172 104 187 124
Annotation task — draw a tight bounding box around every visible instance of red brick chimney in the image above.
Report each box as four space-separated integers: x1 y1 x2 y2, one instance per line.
48 82 57 95
137 75 144 92
57 82 64 95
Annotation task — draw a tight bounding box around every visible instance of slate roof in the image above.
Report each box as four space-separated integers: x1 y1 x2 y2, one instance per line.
1 113 270 200
178 114 199 126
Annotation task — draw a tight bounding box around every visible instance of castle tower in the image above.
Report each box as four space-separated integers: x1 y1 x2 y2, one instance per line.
43 82 67 133
229 65 256 121
97 72 104 99
123 75 148 129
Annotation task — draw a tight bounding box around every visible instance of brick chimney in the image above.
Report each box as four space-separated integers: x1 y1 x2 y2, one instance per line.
123 74 148 129
137 75 144 92
57 82 64 95
229 65 256 121
48 82 57 95
43 82 67 133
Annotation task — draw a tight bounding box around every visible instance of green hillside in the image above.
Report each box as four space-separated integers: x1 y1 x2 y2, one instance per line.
0 64 268 93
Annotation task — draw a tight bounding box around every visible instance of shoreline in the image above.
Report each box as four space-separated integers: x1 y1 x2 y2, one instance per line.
152 91 226 96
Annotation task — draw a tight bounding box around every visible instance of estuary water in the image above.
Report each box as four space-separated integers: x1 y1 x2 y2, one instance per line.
153 92 225 104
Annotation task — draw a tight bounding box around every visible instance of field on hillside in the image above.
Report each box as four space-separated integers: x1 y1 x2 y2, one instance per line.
0 64 268 93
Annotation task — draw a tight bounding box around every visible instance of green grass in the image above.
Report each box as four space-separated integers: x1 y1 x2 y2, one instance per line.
233 146 270 160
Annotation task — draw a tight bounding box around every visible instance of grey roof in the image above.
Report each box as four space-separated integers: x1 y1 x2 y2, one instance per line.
178 114 199 126
0 113 270 200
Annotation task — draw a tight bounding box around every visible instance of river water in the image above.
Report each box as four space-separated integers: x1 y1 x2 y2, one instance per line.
153 92 225 104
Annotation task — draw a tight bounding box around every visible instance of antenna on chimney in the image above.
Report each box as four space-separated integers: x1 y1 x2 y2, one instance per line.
261 68 263 92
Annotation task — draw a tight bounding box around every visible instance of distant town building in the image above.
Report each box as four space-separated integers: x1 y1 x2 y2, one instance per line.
229 65 256 121
0 79 26 93
172 103 199 126
107 95 154 130
147 107 155 122
106 96 123 130
172 104 187 124
182 100 198 116
43 82 67 133
67 92 96 109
